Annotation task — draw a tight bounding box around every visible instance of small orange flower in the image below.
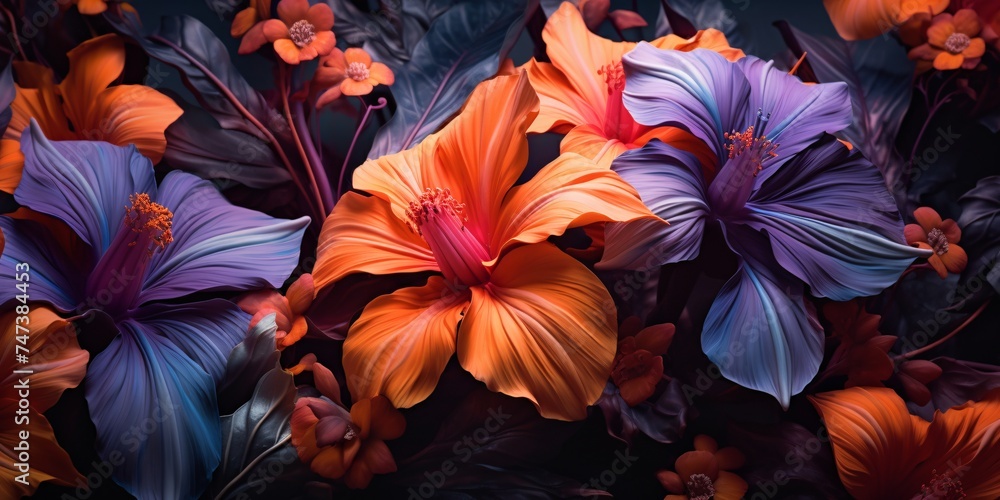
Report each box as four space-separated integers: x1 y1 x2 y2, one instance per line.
232 0 272 55
823 300 897 388
823 0 948 40
290 360 405 489
263 0 336 65
656 435 748 500
908 9 987 71
314 48 395 108
237 273 314 349
904 207 968 278
611 317 674 406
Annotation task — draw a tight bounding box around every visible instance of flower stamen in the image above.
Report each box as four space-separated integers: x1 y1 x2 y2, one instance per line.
926 228 949 255
686 473 716 500
125 193 173 256
346 62 371 82
944 33 971 54
288 20 316 47
406 188 490 286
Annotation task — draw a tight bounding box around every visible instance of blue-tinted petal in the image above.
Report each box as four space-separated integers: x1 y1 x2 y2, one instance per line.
623 46 750 163
139 171 309 304
737 57 852 172
742 139 929 300
132 299 250 383
85 322 221 500
599 141 709 269
0 216 89 311
702 234 824 408
15 120 156 255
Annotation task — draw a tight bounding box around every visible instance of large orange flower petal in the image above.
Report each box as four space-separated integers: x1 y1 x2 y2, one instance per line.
457 243 617 421
559 123 629 168
313 192 437 290
714 471 749 500
522 59 592 134
74 85 182 163
58 34 125 130
0 140 24 194
809 387 931 499
542 2 627 118
434 72 538 245
964 37 987 58
341 78 374 96
231 7 259 37
940 245 968 274
823 0 900 40
934 51 964 70
75 0 108 15
913 207 944 233
6 84 72 143
489 152 652 264
306 3 335 31
653 28 744 61
927 16 957 48
1 308 88 412
343 277 467 408
344 47 372 67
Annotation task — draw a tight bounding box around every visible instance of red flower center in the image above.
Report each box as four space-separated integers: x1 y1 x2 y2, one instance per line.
944 33 971 54
915 469 966 499
289 20 316 47
347 61 371 82
707 111 779 216
406 188 490 287
598 60 639 144
926 227 949 255
686 473 716 500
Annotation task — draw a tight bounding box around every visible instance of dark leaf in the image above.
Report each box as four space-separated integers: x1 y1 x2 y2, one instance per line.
0 61 13 135
164 96 291 190
728 421 847 499
325 0 459 69
368 0 532 157
596 378 692 445
957 176 1000 300
924 357 1000 412
206 367 309 500
655 0 746 50
217 313 281 415
108 10 285 142
775 22 914 208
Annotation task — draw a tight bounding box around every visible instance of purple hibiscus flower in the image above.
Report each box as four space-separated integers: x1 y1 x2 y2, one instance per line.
0 121 309 499
598 47 931 407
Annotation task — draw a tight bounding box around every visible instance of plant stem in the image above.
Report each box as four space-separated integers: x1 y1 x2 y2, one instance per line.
279 63 328 218
292 100 335 211
338 96 388 196
895 299 991 360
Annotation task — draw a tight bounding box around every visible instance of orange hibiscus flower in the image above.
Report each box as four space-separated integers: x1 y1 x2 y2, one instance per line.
823 0 949 40
1 307 89 498
810 386 1000 499
0 34 182 193
904 207 968 278
312 72 654 421
522 2 743 170
314 48 395 108
612 317 674 406
909 9 988 71
263 0 336 65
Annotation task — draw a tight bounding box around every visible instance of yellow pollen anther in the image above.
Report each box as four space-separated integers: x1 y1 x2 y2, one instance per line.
125 193 173 255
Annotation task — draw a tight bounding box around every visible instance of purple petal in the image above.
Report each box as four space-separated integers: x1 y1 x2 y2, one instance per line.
16 120 156 255
702 229 824 408
599 141 709 269
737 56 852 172
132 299 250 383
0 216 91 312
623 46 750 163
138 171 309 304
85 323 221 499
743 138 929 300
